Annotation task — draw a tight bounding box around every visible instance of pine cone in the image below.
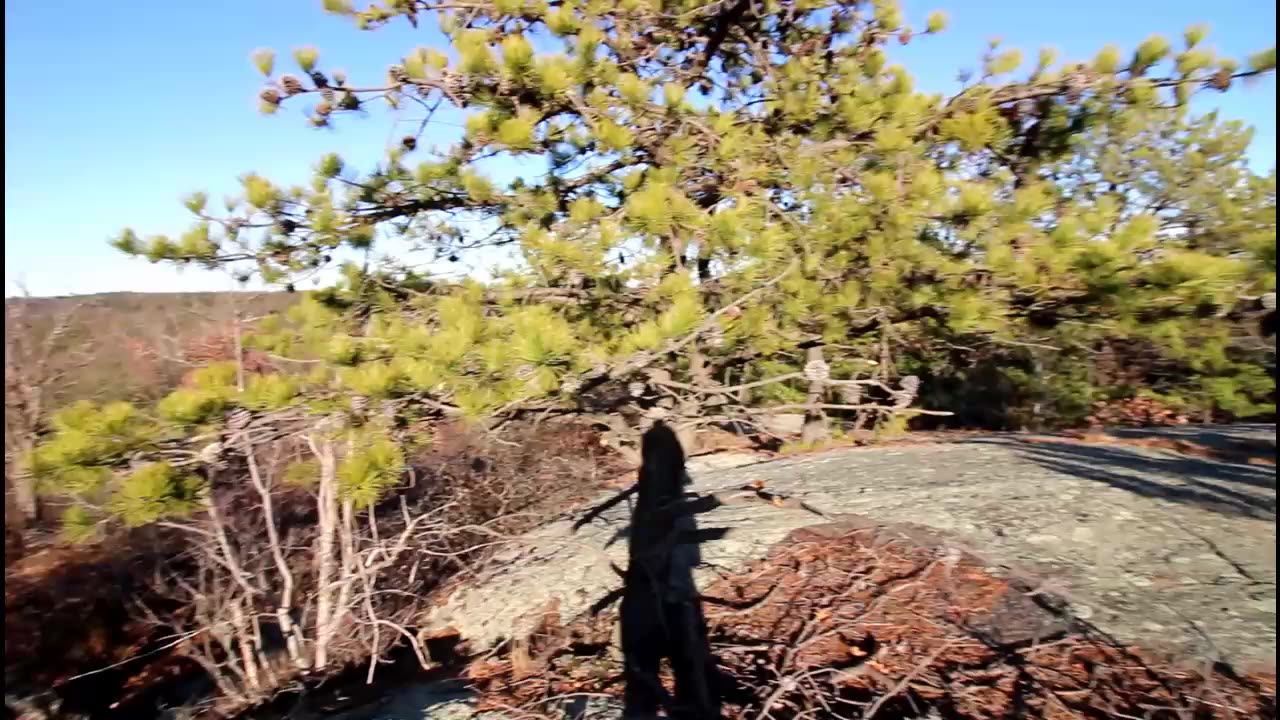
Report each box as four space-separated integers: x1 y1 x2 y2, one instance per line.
280 75 305 96
803 359 830 385
444 72 471 104
1208 68 1232 92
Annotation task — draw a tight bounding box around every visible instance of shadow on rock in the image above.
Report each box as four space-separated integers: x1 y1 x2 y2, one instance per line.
575 421 723 719
999 437 1276 520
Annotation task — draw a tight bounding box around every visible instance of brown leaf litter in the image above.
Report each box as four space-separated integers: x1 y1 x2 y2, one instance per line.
463 519 1276 719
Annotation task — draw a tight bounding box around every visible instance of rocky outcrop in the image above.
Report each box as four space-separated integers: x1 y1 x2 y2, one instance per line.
425 428 1276 670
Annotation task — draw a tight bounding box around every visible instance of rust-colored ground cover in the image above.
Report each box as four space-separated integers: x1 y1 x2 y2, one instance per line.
467 520 1277 719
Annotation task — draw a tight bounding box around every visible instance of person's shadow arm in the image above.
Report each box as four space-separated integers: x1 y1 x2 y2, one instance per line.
571 484 638 532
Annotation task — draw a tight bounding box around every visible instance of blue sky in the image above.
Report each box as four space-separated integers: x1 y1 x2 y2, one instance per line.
4 0 1275 297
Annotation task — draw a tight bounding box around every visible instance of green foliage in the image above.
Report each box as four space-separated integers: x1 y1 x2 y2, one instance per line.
283 458 321 487
25 401 214 533
1249 47 1277 73
596 119 634 151
242 173 278 209
497 114 537 150
318 153 344 179
251 48 275 76
192 361 241 392
111 462 203 527
240 373 298 410
874 413 910 440
1036 46 1059 73
925 11 947 33
985 48 1023 76
501 33 534 74
184 192 209 214
1183 24 1210 49
457 29 496 74
340 362 403 398
657 293 704 338
30 401 158 492
1202 365 1275 417
338 430 405 507
293 46 319 73
1093 45 1123 74
82 0 1275 515
61 505 100 543
1132 35 1172 74
158 388 228 425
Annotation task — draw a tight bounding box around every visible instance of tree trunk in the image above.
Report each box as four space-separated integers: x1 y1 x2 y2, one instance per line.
681 347 713 452
311 436 339 670
801 346 829 445
5 468 25 533
13 472 38 524
243 435 309 670
229 598 263 695
4 469 25 562
9 439 39 523
232 309 247 392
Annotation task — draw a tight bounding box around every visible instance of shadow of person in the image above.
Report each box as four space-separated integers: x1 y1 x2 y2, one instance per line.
619 421 722 719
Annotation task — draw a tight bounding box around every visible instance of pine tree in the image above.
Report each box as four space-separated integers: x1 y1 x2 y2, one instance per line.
113 2 1274 439
41 0 1279 523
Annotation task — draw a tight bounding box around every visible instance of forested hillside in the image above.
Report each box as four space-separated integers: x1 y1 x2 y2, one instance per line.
5 292 294 404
